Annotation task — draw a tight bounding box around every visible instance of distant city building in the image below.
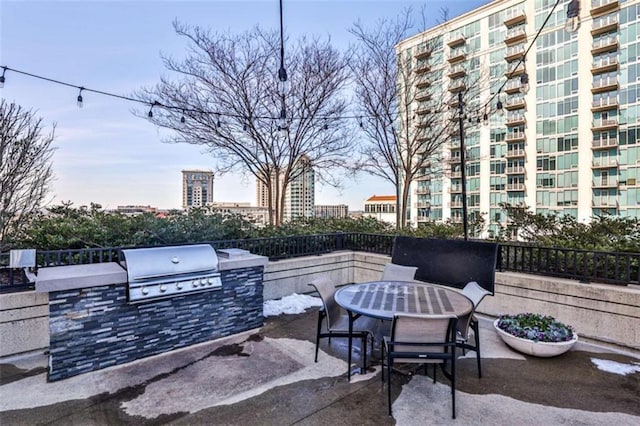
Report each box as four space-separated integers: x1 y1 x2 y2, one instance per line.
206 202 269 227
256 155 315 221
315 204 349 218
363 195 397 225
182 170 214 209
115 205 158 216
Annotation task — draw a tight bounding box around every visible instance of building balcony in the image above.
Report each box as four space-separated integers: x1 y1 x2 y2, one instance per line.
591 36 618 55
414 46 432 60
449 186 462 193
447 32 466 47
505 148 526 158
448 47 467 63
505 130 526 141
591 14 618 35
504 79 522 94
450 200 463 208
416 202 431 209
591 56 619 74
448 80 466 93
504 44 526 62
416 188 430 195
447 64 466 79
506 183 526 191
591 118 618 131
592 137 618 149
591 76 618 93
592 199 619 208
504 27 526 45
414 63 431 75
590 0 619 17
415 76 431 89
591 97 618 111
450 170 462 179
505 114 526 126
592 178 619 188
592 158 618 168
505 97 526 110
415 106 433 116
506 166 525 174
505 62 525 76
415 90 431 102
504 9 526 27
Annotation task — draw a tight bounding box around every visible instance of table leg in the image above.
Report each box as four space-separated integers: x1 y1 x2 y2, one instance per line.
347 310 353 381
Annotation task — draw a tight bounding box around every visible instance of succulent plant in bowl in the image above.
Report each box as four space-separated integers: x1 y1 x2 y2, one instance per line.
494 313 578 357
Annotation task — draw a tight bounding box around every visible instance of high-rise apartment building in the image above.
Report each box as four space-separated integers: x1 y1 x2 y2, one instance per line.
398 0 640 237
255 155 316 221
182 169 214 209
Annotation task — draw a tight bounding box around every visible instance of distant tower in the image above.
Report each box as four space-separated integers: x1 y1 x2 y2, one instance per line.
182 170 214 209
255 155 315 221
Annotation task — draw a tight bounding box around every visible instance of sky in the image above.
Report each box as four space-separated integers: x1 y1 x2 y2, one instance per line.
0 0 489 211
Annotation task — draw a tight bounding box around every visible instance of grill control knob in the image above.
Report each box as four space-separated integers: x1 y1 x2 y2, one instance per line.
200 278 208 285
208 278 217 285
192 280 199 288
176 282 183 290
159 285 167 292
142 287 149 295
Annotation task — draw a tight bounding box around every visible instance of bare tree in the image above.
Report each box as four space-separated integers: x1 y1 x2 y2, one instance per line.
349 8 483 229
0 100 55 249
137 23 353 226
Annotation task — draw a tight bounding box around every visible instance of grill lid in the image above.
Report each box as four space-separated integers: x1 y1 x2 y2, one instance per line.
121 244 218 282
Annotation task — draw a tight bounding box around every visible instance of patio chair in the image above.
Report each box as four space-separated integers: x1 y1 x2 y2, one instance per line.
457 281 492 378
381 263 418 282
382 313 458 418
308 277 376 373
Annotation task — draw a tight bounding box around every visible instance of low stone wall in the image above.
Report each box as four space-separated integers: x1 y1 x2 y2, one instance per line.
2 251 639 359
0 291 49 357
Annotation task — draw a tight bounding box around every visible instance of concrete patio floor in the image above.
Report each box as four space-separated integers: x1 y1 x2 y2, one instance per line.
1 307 639 425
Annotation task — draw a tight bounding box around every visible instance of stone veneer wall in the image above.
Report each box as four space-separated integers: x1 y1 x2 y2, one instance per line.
47 266 263 381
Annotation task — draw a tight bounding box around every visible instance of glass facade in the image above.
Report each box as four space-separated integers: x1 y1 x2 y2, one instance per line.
398 0 640 236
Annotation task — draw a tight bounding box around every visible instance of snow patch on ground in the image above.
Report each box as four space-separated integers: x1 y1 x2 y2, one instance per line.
591 358 640 375
263 293 323 316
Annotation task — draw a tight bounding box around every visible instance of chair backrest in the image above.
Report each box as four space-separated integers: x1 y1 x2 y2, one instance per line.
391 236 499 294
390 313 457 363
308 277 342 329
381 263 418 282
462 281 491 308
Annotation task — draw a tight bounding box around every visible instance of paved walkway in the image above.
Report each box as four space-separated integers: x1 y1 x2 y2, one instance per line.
1 309 639 425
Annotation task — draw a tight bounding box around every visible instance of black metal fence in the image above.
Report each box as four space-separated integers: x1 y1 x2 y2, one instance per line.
1 233 638 292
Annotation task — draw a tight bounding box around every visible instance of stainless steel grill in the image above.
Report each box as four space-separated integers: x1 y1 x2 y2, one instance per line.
120 244 221 303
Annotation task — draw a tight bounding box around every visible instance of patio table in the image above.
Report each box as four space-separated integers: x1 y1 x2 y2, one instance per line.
334 280 473 380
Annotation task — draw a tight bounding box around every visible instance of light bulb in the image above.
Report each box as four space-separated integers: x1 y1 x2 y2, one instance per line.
496 100 504 116
483 113 489 126
77 88 84 108
565 0 580 33
520 73 529 94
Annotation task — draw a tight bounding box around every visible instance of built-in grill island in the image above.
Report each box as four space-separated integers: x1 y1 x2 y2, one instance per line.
36 244 268 381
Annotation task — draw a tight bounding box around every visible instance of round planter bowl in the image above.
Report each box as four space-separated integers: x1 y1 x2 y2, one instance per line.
493 319 578 358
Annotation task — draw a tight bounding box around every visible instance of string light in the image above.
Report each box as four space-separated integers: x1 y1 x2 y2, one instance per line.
180 113 186 123
148 102 155 118
520 72 529 94
0 66 6 88
216 114 221 128
566 0 581 33
77 87 84 108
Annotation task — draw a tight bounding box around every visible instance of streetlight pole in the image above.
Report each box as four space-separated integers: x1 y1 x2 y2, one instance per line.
457 91 468 241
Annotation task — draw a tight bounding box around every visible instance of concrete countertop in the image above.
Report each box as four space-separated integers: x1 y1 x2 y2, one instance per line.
35 254 269 293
